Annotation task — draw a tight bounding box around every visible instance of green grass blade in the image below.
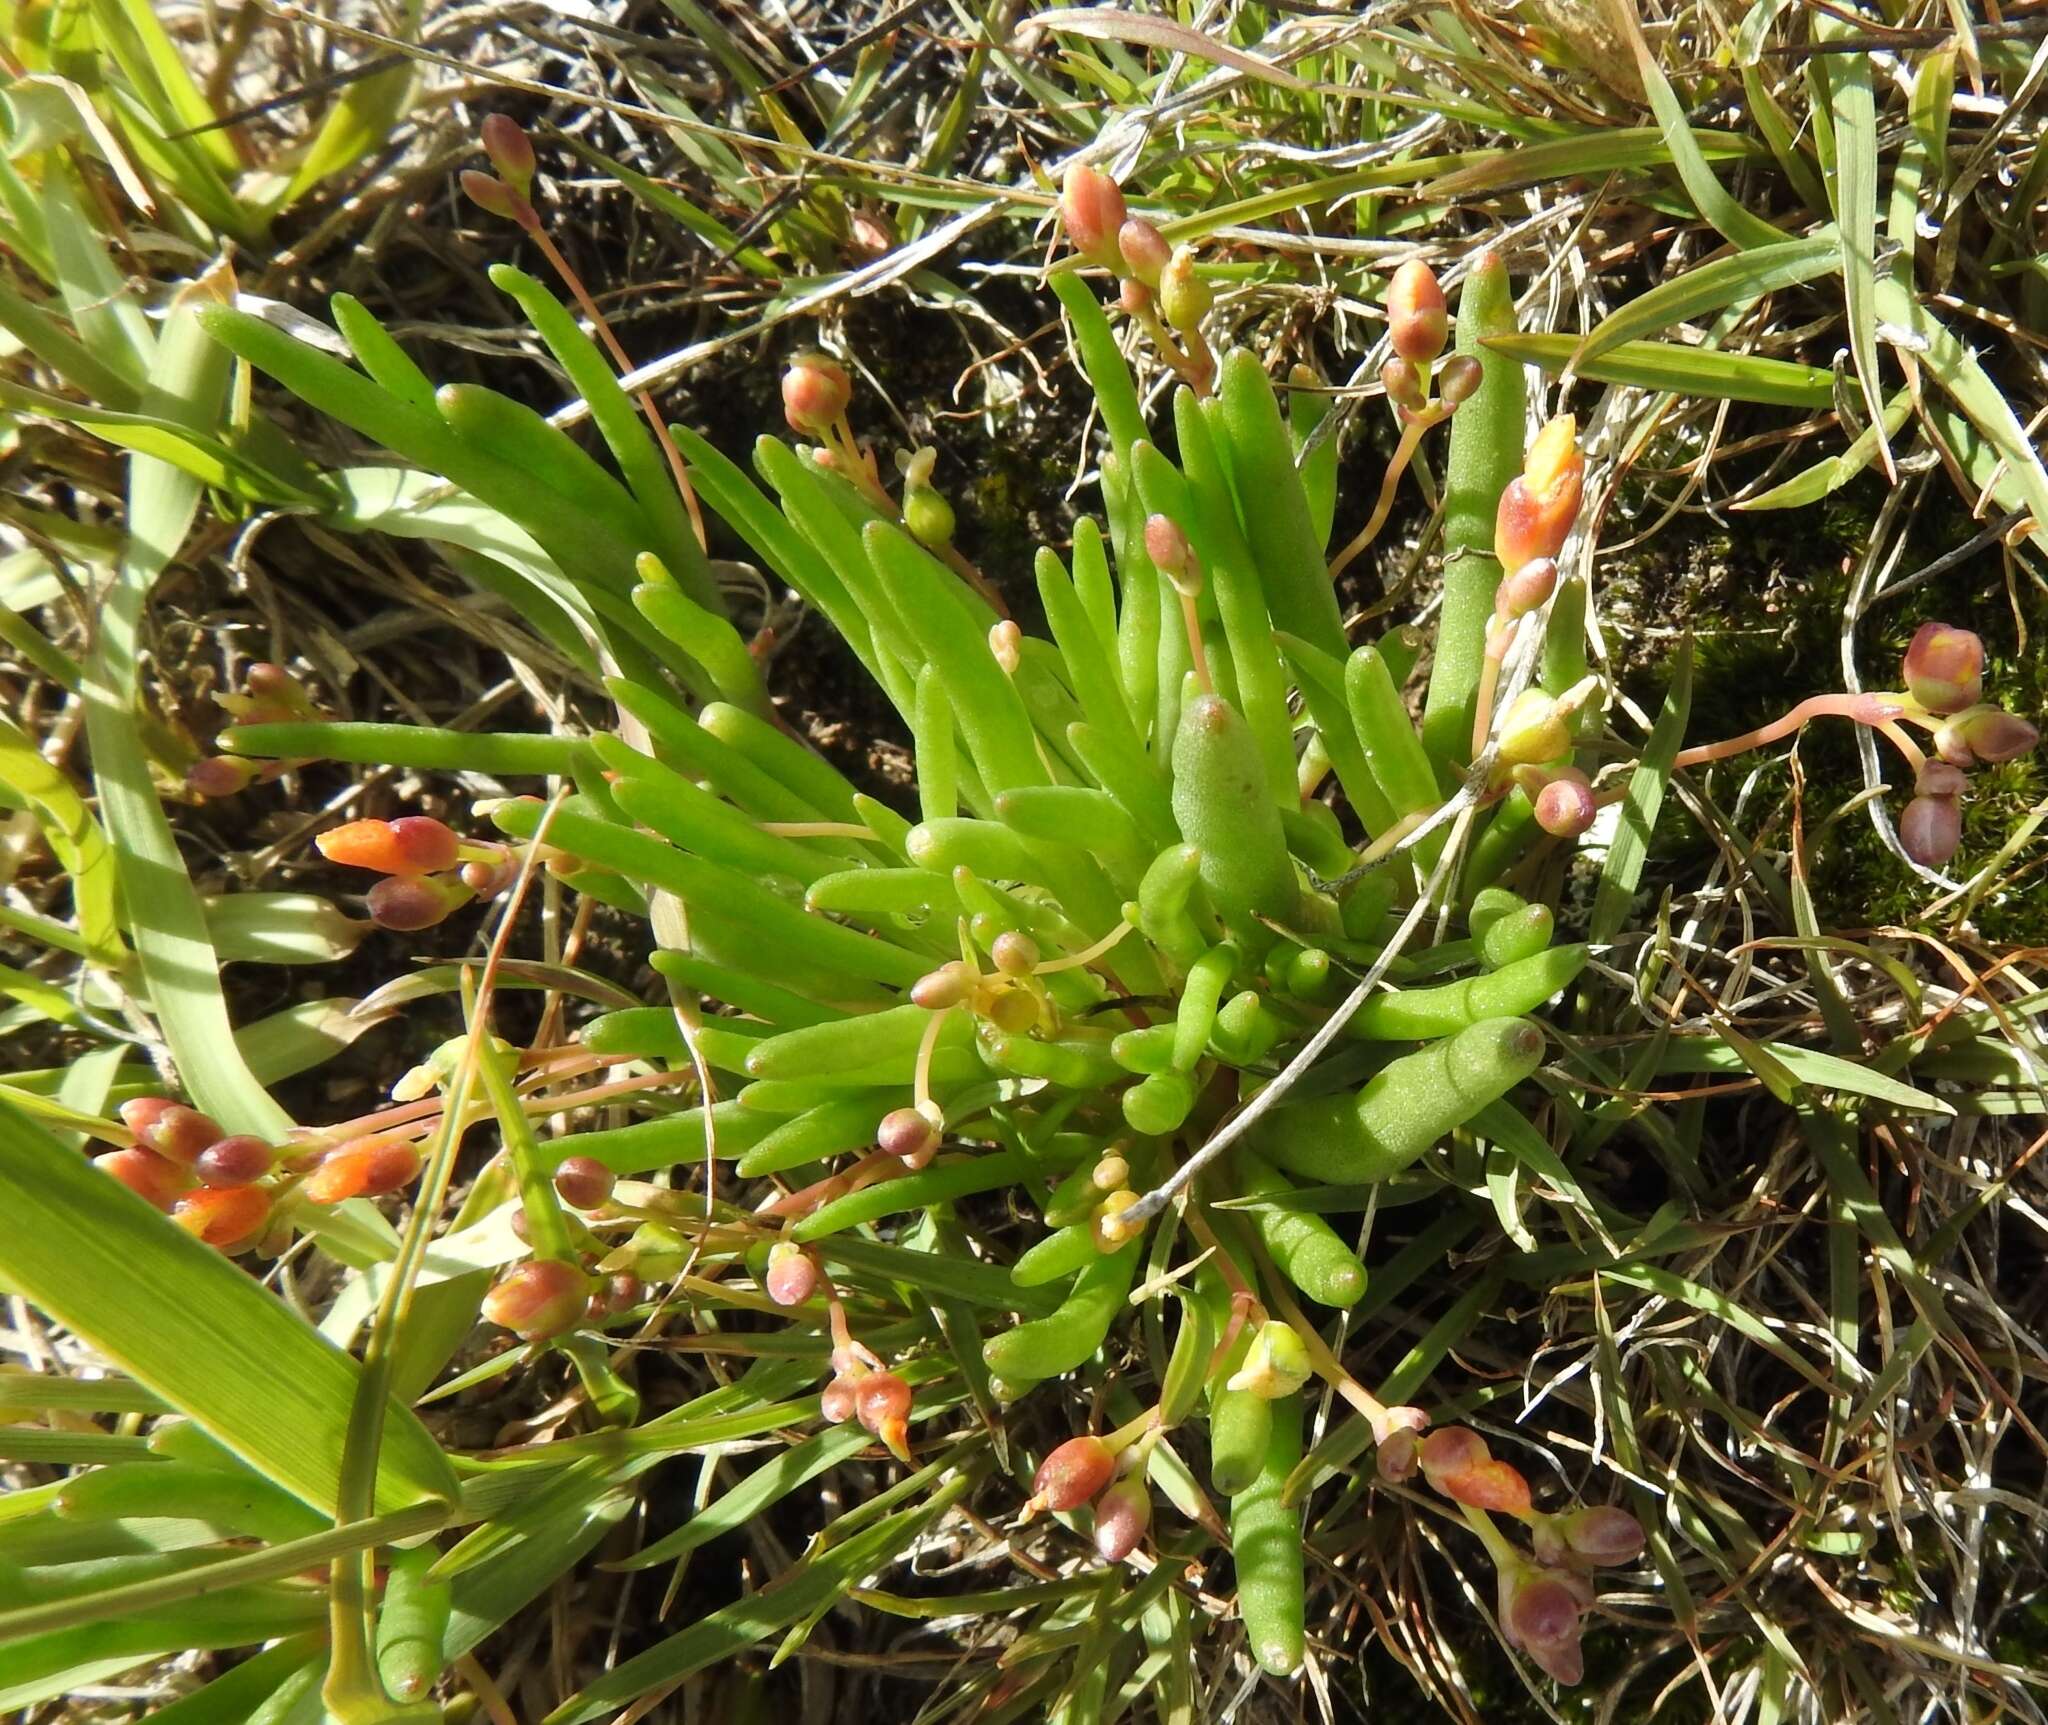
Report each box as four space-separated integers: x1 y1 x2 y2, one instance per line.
1818 12 1890 474
1570 236 1838 370
1486 332 1834 409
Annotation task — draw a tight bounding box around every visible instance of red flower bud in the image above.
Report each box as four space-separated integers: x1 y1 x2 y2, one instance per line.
118 1096 178 1139
1533 770 1597 839
821 1373 861 1424
187 755 261 798
1386 258 1447 364
1435 353 1482 407
765 1242 819 1307
1030 1434 1115 1512
1381 356 1424 411
1116 277 1152 315
194 1135 276 1188
855 1371 914 1461
1494 416 1584 571
460 169 534 227
1936 703 2039 767
1093 1471 1152 1562
303 1136 421 1203
1371 1405 1429 1484
1118 216 1171 287
1495 557 1558 622
172 1185 272 1252
990 931 1039 976
878 1106 940 1162
483 1258 592 1340
95 1148 192 1209
1901 621 1983 715
132 1103 225 1167
1915 759 1967 798
1499 1563 1591 1683
1899 793 1961 867
480 113 536 197
1556 1503 1645 1566
1060 163 1127 268
552 1155 615 1211
590 1272 642 1318
1144 514 1197 594
781 352 852 435
910 961 975 1011
366 874 472 931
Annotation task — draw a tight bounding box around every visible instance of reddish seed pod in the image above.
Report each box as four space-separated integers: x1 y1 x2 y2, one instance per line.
1118 216 1171 287
1494 415 1585 571
1557 1504 1646 1566
302 1136 421 1203
193 1135 276 1188
95 1148 191 1210
366 874 472 932
480 113 536 197
552 1155 616 1211
1379 356 1424 412
172 1185 273 1253
1060 163 1127 268
1901 621 1984 716
1438 1456 1534 1516
1435 353 1483 407
135 1104 226 1167
1916 759 1968 798
855 1370 912 1435
1495 557 1558 622
1143 515 1197 591
317 816 459 875
911 961 975 1011
1030 1435 1115 1512
990 932 1039 977
460 169 533 226
1093 1472 1152 1562
1117 277 1152 316
1898 794 1962 867
1418 1425 1489 1484
765 1241 820 1307
1386 258 1448 363
601 1272 643 1315
1157 245 1209 332
187 755 260 798
118 1096 180 1140
878 1106 940 1162
820 1373 861 1424
1533 771 1598 839
1937 703 2039 768
1499 1563 1592 1685
781 351 853 436
482 1259 592 1340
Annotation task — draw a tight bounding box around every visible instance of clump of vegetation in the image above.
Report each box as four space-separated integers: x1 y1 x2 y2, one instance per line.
5 7 2048 1724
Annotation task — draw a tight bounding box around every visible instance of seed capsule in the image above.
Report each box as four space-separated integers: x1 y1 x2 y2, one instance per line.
1379 356 1424 411
95 1148 191 1210
1557 1503 1646 1566
1225 1320 1314 1400
193 1135 276 1188
1157 246 1210 332
172 1186 272 1252
1901 621 1984 715
480 113 536 197
133 1104 225 1167
1899 793 1961 867
1030 1435 1115 1512
1093 1472 1152 1562
482 1259 591 1340
1060 163 1127 268
1118 216 1171 287
552 1155 616 1211
1494 415 1584 570
878 1106 940 1163
765 1242 819 1307
820 1374 860 1423
303 1136 421 1203
1532 771 1597 839
1435 353 1483 407
1386 258 1448 363
366 874 472 931
780 352 852 435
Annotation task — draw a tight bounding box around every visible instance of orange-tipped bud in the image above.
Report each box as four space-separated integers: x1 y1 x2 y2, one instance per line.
303 1136 421 1203
1031 1434 1115 1512
132 1103 225 1167
1418 1425 1488 1485
1419 1424 1533 1515
1380 356 1424 412
95 1148 192 1210
1935 703 2039 767
878 1106 940 1162
1494 416 1584 570
765 1241 819 1307
366 874 472 931
482 1258 592 1340
1060 163 1127 268
1495 558 1558 622
1436 353 1482 407
1118 216 1171 287
821 1373 861 1424
187 756 261 798
990 932 1039 977
854 1370 912 1442
1144 514 1199 596
172 1185 272 1252
553 1155 615 1211
1386 258 1447 363
317 816 461 875
1901 621 1984 715
481 113 536 197
1093 1472 1152 1562
194 1135 276 1188
781 352 852 435
1899 793 1961 867
1532 772 1597 839
460 170 534 227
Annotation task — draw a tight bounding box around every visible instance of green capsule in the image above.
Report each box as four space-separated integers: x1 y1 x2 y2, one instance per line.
1232 1149 1366 1308
1346 945 1586 1040
1171 693 1298 931
982 1239 1141 1381
1255 1017 1547 1184
1230 1393 1306 1677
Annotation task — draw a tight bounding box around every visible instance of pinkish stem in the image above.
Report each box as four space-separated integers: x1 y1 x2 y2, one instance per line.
1670 692 1907 769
